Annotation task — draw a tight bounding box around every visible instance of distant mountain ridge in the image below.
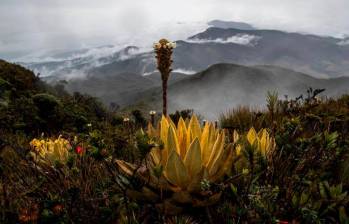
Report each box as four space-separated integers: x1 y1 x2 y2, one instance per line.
81 27 349 79
21 21 349 81
12 20 349 118
66 71 188 107
131 63 349 119
208 20 255 30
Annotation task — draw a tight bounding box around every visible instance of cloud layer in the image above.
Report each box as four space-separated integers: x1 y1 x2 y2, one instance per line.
1 0 349 60
187 34 261 46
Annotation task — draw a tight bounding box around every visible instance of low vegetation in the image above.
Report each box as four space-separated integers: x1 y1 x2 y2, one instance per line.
1 60 349 223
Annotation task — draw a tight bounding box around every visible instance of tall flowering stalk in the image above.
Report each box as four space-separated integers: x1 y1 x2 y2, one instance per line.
153 39 176 116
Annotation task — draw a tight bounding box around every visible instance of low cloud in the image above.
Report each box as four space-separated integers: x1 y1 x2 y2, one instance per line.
27 45 152 80
19 45 134 63
186 34 261 46
337 38 349 46
118 47 152 61
172 68 197 75
142 70 157 76
142 68 197 76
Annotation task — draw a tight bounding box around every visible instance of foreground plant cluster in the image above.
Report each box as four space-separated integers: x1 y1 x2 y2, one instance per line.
1 60 349 223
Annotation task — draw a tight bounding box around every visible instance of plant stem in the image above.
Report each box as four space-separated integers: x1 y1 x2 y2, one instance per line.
162 77 168 116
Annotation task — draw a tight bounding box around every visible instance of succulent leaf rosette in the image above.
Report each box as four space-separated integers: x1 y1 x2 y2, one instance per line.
116 115 236 194
246 127 275 157
30 136 71 164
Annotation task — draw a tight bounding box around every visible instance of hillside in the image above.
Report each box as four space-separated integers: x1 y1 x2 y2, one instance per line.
0 60 108 135
2 56 349 224
66 72 188 107
133 63 349 118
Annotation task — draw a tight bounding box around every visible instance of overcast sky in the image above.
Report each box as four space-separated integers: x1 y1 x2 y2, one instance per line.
1 0 349 60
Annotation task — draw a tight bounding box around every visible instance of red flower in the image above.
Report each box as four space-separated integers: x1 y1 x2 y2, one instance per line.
52 204 64 215
75 146 84 154
277 221 289 224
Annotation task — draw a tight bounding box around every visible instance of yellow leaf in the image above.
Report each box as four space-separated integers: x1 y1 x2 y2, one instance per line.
186 125 193 151
177 117 187 134
184 138 202 177
208 124 218 148
208 132 228 177
236 144 242 155
233 130 239 143
116 160 137 176
247 127 257 145
189 115 201 139
164 151 189 189
167 116 177 130
201 123 214 165
209 144 233 181
185 117 190 128
150 149 161 165
177 118 188 158
259 129 268 154
167 125 180 154
160 116 169 145
206 132 225 172
200 123 210 154
187 167 205 192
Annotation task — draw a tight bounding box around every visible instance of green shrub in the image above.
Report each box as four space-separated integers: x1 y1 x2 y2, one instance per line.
220 106 266 131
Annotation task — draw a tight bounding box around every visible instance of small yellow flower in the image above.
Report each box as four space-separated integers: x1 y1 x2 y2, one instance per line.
233 128 275 158
30 136 71 164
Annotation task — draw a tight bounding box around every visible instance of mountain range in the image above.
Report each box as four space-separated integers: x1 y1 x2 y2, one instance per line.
119 63 349 118
9 20 349 118
23 20 349 79
64 62 349 119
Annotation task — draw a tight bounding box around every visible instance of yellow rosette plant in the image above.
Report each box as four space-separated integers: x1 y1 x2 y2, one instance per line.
30 136 70 165
116 115 238 212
